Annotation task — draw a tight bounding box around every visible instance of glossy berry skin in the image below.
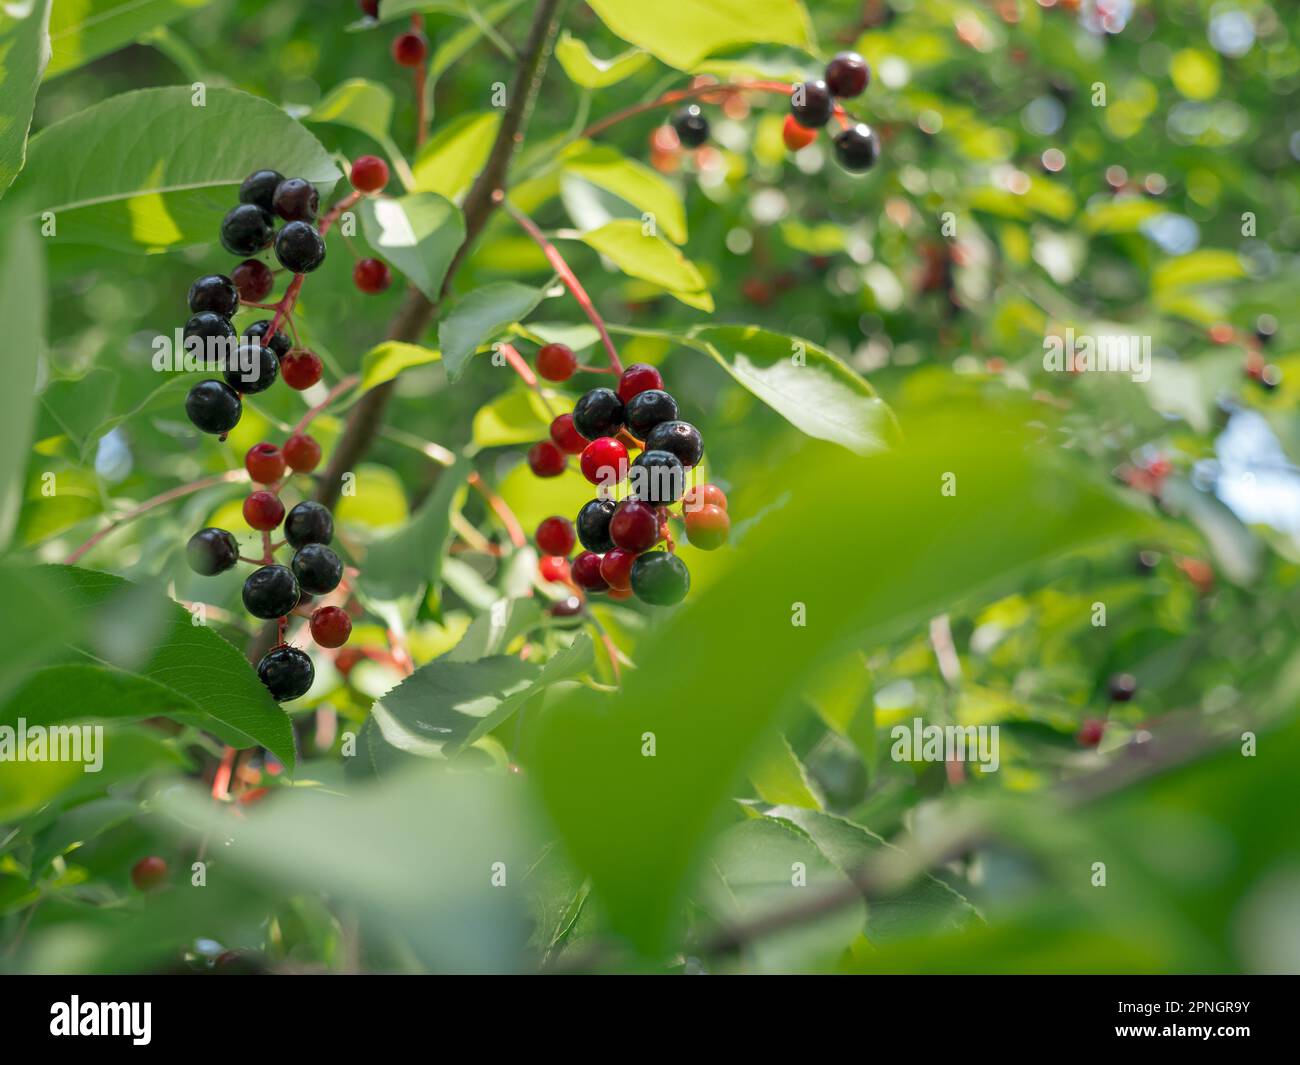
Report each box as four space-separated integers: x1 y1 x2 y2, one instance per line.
272 177 319 221
281 350 323 391
576 497 618 553
183 311 236 351
609 499 659 553
539 555 570 583
283 433 321 473
571 550 608 592
392 31 428 66
131 856 168 891
528 440 566 478
825 51 870 98
220 203 275 256
186 527 239 575
350 155 389 194
550 413 588 455
833 124 880 172
188 274 239 317
536 516 576 557
790 80 834 128
537 342 577 382
572 387 624 441
275 220 327 274
186 379 242 435
631 551 690 606
232 258 274 303
285 500 334 548
239 169 285 212
257 645 314 702
243 490 285 531
549 594 584 618
292 543 344 595
353 258 392 293
580 437 629 487
243 319 292 358
624 389 678 439
682 482 727 512
224 340 279 394
670 105 709 148
1077 719 1106 747
1108 673 1138 702
245 443 285 484
617 363 664 404
630 449 685 505
685 504 729 550
782 113 818 152
242 564 300 620
643 420 703 467
310 606 351 648
599 548 637 591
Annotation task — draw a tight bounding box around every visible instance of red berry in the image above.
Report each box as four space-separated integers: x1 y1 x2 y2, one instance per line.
550 413 589 455
571 550 608 592
685 504 730 550
245 442 285 485
310 605 352 648
354 257 392 293
131 856 168 891
539 555 570 583
281 350 324 390
283 433 322 473
528 440 566 478
536 516 576 556
243 490 285 531
599 548 637 590
350 155 390 194
782 114 818 151
617 363 664 404
392 31 428 66
682 482 727 512
359 0 378 16
537 342 578 382
232 258 274 302
580 437 629 487
1077 719 1105 747
335 647 363 676
609 499 659 553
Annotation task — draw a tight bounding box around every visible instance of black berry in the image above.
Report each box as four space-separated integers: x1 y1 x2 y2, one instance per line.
630 551 690 606
624 389 678 439
186 527 239 575
243 319 292 358
187 274 239 317
223 340 279 395
242 564 300 619
257 645 315 702
833 123 880 172
576 497 618 553
239 169 285 212
572 387 624 441
790 80 834 128
671 105 709 148
285 501 334 548
824 52 870 98
630 449 685 504
271 177 319 222
185 379 242 434
275 220 326 274
291 543 343 595
220 203 275 256
643 419 703 467
183 311 236 356
1108 673 1138 702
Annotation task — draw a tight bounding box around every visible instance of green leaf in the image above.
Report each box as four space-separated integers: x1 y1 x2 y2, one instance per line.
429 1 526 82
40 368 117 458
0 0 51 198
363 458 469 602
447 598 543 662
13 87 340 251
412 112 500 202
358 340 441 395
359 192 465 302
1084 198 1166 235
554 32 650 88
1152 250 1245 295
472 388 556 449
748 734 823 809
585 0 815 71
0 217 44 551
46 0 210 78
564 146 686 244
438 282 545 381
576 220 710 309
305 77 394 144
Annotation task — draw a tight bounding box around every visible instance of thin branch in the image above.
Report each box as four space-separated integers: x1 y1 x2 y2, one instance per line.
467 471 527 548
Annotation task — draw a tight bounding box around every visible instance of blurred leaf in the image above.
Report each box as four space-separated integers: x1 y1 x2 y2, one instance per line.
564 146 686 243
1084 198 1166 235
0 216 44 550
45 0 207 78
363 457 468 601
447 597 542 662
554 32 650 88
305 77 394 144
1153 250 1244 296
748 735 822 809
358 340 441 394
439 282 544 381
0 0 50 197
360 192 464 302
413 113 500 202
472 388 554 449
429 1 525 82
576 220 711 309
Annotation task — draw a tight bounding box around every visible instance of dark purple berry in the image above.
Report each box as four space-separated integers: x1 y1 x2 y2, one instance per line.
242 564 299 619
275 220 326 274
572 387 624 441
630 449 685 505
186 527 239 575
576 497 618 553
185 379 242 434
833 123 880 172
271 177 319 222
220 203 275 256
284 501 334 549
239 169 285 212
790 80 833 128
642 419 703 467
670 105 709 148
291 543 343 595
824 52 870 98
257 645 314 701
223 340 279 395
187 274 239 317
624 389 678 439
243 319 292 358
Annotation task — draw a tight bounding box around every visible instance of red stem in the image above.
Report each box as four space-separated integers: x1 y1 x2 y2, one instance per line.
291 374 360 437
498 341 558 418
468 471 528 548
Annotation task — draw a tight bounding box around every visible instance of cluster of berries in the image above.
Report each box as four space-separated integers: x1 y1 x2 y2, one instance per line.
1208 314 1283 392
526 352 731 608
185 438 349 702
